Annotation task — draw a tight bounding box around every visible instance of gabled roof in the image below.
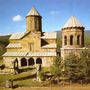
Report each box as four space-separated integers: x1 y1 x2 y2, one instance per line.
62 16 84 29
27 52 56 57
6 43 21 48
10 32 25 40
3 52 28 57
42 44 56 48
3 52 56 57
41 32 57 39
27 7 41 16
10 31 57 40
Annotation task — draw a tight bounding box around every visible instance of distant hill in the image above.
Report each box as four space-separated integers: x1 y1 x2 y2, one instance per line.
0 35 11 56
84 30 90 47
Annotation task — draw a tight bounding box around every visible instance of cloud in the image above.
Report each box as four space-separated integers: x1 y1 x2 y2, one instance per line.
50 11 60 15
12 15 23 22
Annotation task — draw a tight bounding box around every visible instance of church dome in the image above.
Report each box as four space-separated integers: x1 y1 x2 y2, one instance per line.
27 7 41 16
62 16 84 29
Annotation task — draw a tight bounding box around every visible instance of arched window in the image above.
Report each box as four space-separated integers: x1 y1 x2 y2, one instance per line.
64 36 67 45
30 19 32 29
36 58 42 64
21 58 27 67
77 35 80 45
70 35 73 45
28 58 34 66
35 20 37 29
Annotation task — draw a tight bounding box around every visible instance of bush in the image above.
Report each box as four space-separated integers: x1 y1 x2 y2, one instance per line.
0 64 5 70
38 71 45 81
50 57 62 77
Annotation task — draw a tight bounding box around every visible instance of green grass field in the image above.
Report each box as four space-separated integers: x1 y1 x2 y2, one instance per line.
0 66 90 88
0 69 37 87
0 66 55 88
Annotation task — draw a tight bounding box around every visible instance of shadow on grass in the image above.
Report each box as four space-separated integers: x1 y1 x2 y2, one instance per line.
12 84 19 89
13 73 36 81
18 67 35 73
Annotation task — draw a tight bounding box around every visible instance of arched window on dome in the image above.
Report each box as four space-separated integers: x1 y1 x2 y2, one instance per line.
70 35 73 45
64 36 67 45
77 35 80 45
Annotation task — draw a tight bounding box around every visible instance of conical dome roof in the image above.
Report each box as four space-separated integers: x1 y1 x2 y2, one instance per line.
27 7 41 16
62 16 84 29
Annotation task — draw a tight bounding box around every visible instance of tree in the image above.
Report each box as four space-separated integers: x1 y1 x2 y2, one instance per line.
64 49 90 82
79 49 90 82
84 33 90 47
51 56 62 77
57 36 62 49
65 52 79 82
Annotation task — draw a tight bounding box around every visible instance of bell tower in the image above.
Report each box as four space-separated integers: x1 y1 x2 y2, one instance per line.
26 7 42 33
62 16 84 48
61 16 85 59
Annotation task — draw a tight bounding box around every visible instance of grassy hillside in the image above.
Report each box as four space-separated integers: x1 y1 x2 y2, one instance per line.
0 35 10 56
0 35 10 64
84 31 90 47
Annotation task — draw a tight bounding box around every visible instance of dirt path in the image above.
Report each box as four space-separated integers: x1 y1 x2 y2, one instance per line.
1 86 90 90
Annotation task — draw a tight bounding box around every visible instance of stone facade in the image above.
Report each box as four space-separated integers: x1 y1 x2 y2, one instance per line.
3 7 57 73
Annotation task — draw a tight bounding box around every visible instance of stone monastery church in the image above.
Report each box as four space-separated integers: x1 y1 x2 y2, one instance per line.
3 7 86 73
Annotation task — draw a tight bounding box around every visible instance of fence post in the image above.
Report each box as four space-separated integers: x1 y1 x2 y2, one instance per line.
5 79 13 88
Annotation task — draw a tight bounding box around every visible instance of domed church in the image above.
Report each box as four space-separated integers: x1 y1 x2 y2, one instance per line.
3 7 86 73
3 7 57 73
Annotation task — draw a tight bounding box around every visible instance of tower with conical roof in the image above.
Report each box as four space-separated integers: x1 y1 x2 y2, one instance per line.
26 7 42 33
61 16 85 59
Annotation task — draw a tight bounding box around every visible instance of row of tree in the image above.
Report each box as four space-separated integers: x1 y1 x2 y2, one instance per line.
51 49 90 83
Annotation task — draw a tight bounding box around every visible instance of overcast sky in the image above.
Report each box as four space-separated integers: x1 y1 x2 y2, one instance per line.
0 0 90 34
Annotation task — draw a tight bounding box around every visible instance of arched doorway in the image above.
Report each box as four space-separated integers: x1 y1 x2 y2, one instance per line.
14 58 18 69
28 58 34 66
36 58 42 64
21 58 27 67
